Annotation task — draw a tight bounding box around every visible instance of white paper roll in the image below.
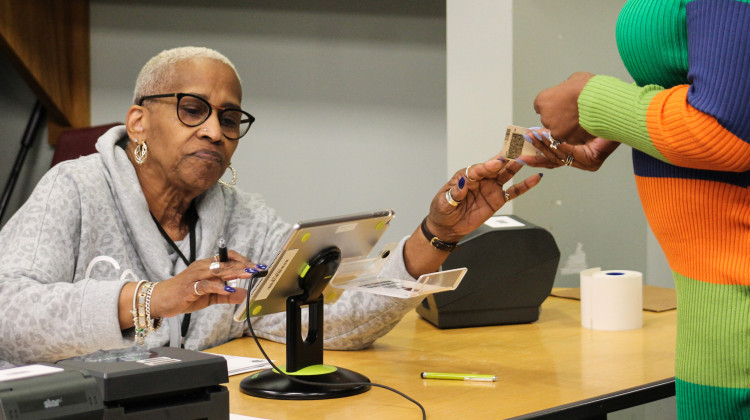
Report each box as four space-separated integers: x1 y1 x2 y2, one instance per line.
580 268 643 331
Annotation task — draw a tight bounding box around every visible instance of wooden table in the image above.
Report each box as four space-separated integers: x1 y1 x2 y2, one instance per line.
210 295 676 419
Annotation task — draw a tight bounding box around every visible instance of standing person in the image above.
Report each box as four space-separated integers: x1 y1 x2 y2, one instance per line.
0 46 542 367
525 1 750 418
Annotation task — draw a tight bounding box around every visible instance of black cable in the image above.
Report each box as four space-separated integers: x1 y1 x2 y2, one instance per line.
243 273 426 420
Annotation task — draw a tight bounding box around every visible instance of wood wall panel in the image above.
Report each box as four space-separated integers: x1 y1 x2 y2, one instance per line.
0 0 90 144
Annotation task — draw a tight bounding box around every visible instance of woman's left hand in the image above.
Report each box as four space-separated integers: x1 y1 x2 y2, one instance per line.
424 157 543 243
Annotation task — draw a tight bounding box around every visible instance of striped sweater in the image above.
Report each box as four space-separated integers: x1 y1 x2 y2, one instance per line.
577 0 750 418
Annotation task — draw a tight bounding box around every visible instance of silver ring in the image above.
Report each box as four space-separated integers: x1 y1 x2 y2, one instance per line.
445 189 460 207
194 282 204 296
548 133 561 150
213 254 220 262
464 165 479 182
563 155 575 166
209 261 221 272
504 192 511 202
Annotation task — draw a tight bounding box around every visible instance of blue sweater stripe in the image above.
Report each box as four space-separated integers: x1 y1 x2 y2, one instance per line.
686 0 750 142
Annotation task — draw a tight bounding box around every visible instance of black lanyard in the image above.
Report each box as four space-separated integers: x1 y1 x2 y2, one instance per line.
151 203 197 348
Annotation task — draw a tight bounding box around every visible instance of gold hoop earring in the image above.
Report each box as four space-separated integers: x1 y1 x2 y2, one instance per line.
134 140 148 165
218 165 237 186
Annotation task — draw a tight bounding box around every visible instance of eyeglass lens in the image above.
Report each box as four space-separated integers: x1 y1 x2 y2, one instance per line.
177 95 251 140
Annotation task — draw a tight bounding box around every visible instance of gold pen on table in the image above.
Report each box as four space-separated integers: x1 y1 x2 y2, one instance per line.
420 372 497 382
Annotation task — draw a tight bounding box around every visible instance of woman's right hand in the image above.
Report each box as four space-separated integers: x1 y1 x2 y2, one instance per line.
119 250 255 329
521 128 620 172
151 250 253 319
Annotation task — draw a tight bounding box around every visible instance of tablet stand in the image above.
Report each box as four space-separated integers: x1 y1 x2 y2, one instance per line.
240 246 371 400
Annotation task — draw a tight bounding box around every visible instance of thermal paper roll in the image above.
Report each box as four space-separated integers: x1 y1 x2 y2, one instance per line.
580 268 643 331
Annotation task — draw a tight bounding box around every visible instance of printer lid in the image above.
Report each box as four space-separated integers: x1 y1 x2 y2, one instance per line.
56 347 228 402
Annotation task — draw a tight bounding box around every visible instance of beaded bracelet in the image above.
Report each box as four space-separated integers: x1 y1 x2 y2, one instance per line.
130 280 162 345
144 282 161 332
131 280 148 345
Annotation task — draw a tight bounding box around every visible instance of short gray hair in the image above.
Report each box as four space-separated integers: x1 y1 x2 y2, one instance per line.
133 46 241 104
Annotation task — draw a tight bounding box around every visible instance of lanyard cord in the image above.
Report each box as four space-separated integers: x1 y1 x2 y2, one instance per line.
150 203 198 348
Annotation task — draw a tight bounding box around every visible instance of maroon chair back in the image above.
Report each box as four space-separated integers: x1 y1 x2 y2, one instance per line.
51 123 121 167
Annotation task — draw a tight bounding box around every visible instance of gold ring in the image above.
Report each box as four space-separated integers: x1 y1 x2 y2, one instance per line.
445 190 460 207
563 155 574 166
504 192 511 202
194 282 204 296
465 165 479 182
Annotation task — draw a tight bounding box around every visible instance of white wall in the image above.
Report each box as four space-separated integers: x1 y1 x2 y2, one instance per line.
90 0 446 246
447 0 514 218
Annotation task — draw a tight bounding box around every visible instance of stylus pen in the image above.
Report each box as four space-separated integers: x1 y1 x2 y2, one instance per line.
420 372 497 382
218 237 229 286
218 237 228 262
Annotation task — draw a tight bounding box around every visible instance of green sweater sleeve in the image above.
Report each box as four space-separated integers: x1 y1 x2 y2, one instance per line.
578 74 668 162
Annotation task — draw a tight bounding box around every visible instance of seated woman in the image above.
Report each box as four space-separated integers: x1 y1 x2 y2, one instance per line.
0 46 542 367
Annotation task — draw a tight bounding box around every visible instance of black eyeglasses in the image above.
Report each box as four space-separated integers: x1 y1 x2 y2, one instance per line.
138 93 255 140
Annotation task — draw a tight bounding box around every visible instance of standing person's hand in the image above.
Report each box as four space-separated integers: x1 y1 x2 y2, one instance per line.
521 128 619 172
534 72 596 145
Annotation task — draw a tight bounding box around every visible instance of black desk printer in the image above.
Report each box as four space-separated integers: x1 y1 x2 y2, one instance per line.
417 215 560 328
0 364 102 419
56 347 229 420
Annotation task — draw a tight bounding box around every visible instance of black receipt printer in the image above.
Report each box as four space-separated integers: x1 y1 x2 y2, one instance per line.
0 364 102 419
55 346 229 420
417 215 560 328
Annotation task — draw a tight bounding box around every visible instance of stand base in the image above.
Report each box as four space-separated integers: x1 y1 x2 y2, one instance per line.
239 365 371 400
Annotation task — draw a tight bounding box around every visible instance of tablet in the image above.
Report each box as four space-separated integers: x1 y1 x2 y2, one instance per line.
233 209 396 322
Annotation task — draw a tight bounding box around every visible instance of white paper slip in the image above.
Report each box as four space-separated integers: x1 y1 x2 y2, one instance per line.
230 414 271 420
204 353 273 376
0 364 63 382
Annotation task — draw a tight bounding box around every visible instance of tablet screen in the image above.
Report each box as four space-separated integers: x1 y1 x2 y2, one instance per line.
233 209 395 322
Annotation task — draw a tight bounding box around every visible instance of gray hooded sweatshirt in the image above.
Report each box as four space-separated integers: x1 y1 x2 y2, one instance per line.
0 126 418 367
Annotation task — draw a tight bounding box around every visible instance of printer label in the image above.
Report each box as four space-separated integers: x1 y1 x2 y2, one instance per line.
136 356 181 366
484 215 524 229
44 398 62 409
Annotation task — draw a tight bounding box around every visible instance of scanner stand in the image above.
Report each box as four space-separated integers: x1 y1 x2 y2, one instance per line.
240 246 371 400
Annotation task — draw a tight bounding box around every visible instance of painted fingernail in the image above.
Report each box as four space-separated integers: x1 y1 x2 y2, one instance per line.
515 158 526 165
529 126 542 130
498 158 506 163
542 131 551 140
245 268 258 273
523 134 533 143
538 173 544 178
256 264 268 270
533 132 543 141
225 285 236 293
458 177 466 189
